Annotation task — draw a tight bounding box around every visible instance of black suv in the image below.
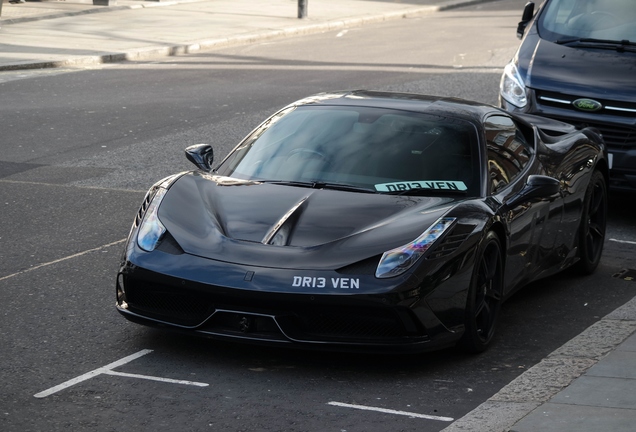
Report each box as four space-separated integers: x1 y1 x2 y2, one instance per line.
500 0 636 191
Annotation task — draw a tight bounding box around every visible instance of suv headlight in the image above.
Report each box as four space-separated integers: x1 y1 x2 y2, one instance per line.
500 62 527 108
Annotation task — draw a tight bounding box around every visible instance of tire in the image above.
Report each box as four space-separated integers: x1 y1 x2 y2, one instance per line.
575 170 607 275
459 231 503 353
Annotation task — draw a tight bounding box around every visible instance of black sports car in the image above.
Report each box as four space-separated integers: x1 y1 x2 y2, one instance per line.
116 91 608 353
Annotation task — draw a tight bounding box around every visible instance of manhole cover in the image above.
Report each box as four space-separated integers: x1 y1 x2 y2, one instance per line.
613 269 636 282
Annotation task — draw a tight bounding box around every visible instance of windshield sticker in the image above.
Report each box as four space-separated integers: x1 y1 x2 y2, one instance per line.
375 180 467 192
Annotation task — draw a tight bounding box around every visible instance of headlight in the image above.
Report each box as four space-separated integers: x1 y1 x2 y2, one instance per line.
500 62 527 108
137 187 168 252
375 217 456 279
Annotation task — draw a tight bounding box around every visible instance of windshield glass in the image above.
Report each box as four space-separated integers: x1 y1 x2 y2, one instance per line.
538 0 636 42
215 105 480 196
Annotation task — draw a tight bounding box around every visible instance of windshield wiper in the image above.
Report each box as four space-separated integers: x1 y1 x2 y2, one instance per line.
556 37 636 52
258 180 375 193
316 182 376 193
258 180 317 188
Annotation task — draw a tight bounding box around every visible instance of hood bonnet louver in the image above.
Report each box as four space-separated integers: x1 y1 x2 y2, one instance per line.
261 196 310 246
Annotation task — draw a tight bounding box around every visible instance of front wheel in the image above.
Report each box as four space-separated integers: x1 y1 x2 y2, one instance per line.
575 170 607 275
459 231 503 353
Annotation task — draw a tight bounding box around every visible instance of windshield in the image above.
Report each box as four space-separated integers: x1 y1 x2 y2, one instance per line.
215 105 480 196
538 0 636 42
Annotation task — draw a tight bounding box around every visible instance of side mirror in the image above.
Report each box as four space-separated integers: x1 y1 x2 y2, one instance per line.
517 2 535 39
506 175 560 208
185 144 214 172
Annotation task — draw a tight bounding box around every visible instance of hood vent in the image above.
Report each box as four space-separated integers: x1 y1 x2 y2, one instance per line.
262 196 309 246
336 255 382 275
134 187 158 228
156 231 185 255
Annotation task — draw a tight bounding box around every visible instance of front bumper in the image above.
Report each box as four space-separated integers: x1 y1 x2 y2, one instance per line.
116 245 467 352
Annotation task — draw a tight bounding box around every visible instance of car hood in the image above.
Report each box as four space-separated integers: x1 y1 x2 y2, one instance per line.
156 173 460 269
526 39 636 101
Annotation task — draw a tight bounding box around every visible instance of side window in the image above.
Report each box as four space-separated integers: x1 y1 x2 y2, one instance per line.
485 115 532 194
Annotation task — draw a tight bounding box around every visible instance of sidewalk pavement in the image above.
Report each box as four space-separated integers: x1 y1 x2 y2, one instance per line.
2 1 636 431
443 293 636 432
0 0 481 71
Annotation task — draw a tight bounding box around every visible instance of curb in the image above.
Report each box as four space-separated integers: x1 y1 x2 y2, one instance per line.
440 296 636 432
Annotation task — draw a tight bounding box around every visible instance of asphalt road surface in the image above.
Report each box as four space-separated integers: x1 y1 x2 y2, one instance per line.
1 1 635 431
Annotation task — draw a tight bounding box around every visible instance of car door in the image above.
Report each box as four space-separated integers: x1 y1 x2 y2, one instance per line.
484 114 563 293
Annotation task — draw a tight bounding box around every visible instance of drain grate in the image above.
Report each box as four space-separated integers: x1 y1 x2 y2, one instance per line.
613 269 636 282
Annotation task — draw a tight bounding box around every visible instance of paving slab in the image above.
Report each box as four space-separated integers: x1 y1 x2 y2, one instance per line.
510 403 636 432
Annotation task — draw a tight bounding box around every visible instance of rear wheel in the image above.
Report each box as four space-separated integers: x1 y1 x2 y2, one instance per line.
575 170 607 275
459 231 503 353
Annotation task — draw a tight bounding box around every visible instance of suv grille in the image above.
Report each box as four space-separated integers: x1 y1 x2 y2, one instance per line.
535 90 636 149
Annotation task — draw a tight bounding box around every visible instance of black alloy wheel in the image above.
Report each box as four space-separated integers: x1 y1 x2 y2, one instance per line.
459 231 503 353
576 170 607 275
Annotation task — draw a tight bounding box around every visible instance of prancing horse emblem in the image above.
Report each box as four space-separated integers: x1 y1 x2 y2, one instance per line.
238 316 253 333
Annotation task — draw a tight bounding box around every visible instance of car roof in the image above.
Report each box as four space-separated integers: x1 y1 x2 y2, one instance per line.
289 90 498 124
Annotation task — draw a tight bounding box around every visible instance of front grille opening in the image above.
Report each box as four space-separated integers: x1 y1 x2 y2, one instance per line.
534 91 636 149
552 116 635 149
124 280 214 327
122 275 428 344
203 312 285 340
278 307 422 342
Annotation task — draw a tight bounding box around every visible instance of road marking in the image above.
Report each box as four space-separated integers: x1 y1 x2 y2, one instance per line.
34 349 152 398
0 239 126 283
327 401 454 422
34 349 208 398
0 178 146 193
102 370 209 387
610 238 636 245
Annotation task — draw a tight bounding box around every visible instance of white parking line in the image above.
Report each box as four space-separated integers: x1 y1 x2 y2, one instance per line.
34 349 152 398
327 401 454 422
609 238 636 245
102 370 209 387
34 349 208 398
0 239 126 283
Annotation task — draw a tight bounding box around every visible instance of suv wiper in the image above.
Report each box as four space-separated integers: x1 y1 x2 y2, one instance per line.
556 37 636 52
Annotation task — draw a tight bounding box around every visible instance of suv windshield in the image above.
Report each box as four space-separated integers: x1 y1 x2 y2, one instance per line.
538 0 636 42
215 105 480 197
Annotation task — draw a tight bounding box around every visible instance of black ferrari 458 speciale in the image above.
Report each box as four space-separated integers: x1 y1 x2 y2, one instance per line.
116 91 608 353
